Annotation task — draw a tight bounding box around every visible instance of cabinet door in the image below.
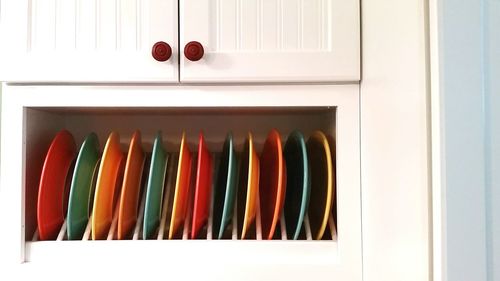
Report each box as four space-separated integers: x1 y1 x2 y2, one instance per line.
180 0 360 82
0 0 177 82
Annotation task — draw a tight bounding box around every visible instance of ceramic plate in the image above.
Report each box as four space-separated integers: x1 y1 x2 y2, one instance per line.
92 132 125 240
259 129 286 240
283 131 310 240
169 132 193 239
213 133 238 239
37 130 77 240
118 131 145 240
327 135 337 230
67 133 100 240
191 132 213 239
237 132 259 239
143 132 168 239
306 131 333 240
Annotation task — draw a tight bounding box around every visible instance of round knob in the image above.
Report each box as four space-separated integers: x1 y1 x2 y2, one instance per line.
184 41 204 61
152 41 172 62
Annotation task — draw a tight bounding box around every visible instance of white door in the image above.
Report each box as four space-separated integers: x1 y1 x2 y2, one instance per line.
0 0 178 83
180 0 360 83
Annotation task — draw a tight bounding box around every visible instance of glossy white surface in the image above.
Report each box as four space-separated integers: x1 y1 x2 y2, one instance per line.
0 0 359 83
0 0 179 82
361 0 430 280
0 85 362 280
180 0 360 82
0 0 434 279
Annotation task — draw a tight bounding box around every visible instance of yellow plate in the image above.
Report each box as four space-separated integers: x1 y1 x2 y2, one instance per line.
306 131 333 240
237 132 260 239
117 130 145 240
92 132 125 240
169 132 193 239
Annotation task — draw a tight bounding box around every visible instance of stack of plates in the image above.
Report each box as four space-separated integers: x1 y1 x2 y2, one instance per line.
35 129 336 241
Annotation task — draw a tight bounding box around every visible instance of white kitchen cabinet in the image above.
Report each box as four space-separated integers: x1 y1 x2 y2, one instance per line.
180 0 360 82
0 0 179 82
0 85 362 280
0 0 359 83
0 0 431 280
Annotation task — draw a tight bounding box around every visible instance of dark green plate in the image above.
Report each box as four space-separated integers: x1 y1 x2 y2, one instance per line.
213 133 238 239
143 132 168 239
284 131 310 240
67 133 100 240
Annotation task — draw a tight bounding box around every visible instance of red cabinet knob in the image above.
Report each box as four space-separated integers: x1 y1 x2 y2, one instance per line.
184 41 204 61
152 41 172 62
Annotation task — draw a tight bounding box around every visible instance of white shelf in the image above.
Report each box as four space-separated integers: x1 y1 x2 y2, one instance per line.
0 84 361 280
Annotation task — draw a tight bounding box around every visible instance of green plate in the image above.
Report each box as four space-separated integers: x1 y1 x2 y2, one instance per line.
213 133 238 239
67 133 100 240
283 131 310 240
143 132 168 239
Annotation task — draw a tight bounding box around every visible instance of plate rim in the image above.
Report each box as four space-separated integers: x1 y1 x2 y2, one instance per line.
118 130 145 240
284 130 311 240
241 132 258 239
143 131 167 239
91 131 124 240
260 129 286 240
67 132 99 240
37 129 76 240
191 132 213 239
168 131 192 239
218 132 236 239
308 130 333 240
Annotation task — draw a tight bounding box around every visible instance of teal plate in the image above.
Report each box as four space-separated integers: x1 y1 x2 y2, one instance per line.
213 133 238 239
283 131 311 240
143 132 168 239
67 133 100 240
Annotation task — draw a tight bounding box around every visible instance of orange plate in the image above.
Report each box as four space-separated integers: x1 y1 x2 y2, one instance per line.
259 129 286 240
191 132 213 239
92 132 125 240
169 132 193 239
237 132 260 239
37 130 77 240
117 131 145 240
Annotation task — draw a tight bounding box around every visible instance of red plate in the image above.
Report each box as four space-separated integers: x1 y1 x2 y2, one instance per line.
191 132 213 239
259 129 286 240
37 130 77 240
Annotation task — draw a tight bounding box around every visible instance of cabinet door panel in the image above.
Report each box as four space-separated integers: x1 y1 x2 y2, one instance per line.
180 0 360 82
0 0 178 82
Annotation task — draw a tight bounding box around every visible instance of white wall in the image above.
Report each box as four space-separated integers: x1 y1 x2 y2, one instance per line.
486 0 500 280
435 0 500 280
0 0 2 186
0 83 2 185
440 0 487 279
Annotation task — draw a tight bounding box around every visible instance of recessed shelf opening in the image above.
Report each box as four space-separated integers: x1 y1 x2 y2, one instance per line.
24 106 337 245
